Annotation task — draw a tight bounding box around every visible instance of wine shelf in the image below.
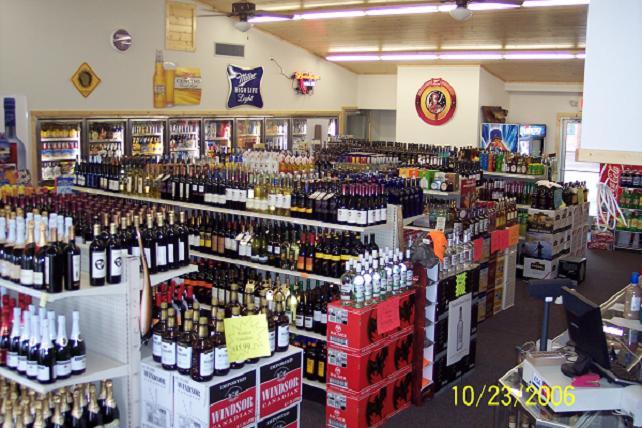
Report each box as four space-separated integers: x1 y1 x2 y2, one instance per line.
190 250 341 285
0 273 126 303
150 264 198 286
0 352 128 394
423 189 460 197
302 377 326 390
72 186 393 233
290 325 326 341
482 171 546 181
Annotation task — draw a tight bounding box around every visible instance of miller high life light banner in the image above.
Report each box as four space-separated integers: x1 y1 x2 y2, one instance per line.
227 65 264 109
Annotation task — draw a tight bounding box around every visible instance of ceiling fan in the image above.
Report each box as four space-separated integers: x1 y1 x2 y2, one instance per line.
198 1 294 32
442 0 523 21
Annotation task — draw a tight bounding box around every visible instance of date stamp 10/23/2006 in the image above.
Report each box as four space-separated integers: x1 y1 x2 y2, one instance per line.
452 384 577 408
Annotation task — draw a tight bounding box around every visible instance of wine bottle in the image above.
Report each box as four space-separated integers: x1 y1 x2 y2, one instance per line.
32 223 48 291
11 216 25 284
2 216 16 280
7 307 21 370
20 220 35 288
191 317 214 382
69 311 86 375
55 315 72 380
155 213 168 273
89 224 106 286
17 311 30 375
45 227 64 293
64 226 81 291
106 223 123 284
142 214 157 274
166 211 178 271
161 308 177 370
37 318 56 384
178 211 190 266
26 313 40 379
275 297 289 353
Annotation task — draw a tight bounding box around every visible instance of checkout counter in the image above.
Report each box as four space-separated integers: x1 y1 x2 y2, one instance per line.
497 286 642 428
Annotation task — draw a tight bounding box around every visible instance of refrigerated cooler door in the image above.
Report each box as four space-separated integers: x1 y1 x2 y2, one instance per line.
203 119 233 158
130 119 165 158
87 119 125 158
265 118 289 151
235 118 262 149
38 119 82 182
169 118 201 160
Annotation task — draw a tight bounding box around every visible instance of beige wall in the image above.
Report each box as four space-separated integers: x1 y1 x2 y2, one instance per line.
507 91 582 156
396 65 481 146
357 75 397 110
0 0 357 112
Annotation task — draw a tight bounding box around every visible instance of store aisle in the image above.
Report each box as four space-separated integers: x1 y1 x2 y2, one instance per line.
301 249 642 427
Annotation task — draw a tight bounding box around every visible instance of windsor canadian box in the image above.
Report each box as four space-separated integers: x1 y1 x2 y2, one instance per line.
327 290 415 350
257 404 299 428
326 367 412 428
141 358 174 428
257 347 303 419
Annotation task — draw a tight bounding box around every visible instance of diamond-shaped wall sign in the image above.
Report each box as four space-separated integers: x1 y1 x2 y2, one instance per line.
71 63 101 97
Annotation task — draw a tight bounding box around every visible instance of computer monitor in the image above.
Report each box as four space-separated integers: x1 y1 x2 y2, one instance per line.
561 286 611 376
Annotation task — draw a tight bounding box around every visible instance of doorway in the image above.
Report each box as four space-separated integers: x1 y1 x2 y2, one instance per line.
559 116 599 216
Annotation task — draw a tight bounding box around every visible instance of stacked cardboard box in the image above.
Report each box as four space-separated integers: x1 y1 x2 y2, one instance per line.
141 347 303 428
325 290 415 428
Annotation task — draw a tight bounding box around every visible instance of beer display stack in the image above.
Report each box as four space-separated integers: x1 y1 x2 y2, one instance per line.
521 182 589 279
324 290 415 428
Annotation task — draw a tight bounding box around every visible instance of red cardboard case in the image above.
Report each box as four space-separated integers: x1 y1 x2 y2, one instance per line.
258 350 303 419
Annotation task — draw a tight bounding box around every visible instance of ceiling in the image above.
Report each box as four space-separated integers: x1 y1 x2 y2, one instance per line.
199 1 588 82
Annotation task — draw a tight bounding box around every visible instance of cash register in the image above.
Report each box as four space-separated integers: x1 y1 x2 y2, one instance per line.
521 287 642 426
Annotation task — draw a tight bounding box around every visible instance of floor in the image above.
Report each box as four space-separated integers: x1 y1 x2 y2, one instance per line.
300 249 642 427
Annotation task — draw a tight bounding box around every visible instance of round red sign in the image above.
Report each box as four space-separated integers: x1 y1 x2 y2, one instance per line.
415 78 457 126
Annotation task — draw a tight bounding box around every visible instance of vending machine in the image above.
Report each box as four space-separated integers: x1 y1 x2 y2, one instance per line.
518 124 546 156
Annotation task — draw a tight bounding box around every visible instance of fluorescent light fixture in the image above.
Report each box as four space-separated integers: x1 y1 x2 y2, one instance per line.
301 10 365 19
382 45 437 51
328 46 380 53
439 53 503 60
302 0 364 8
503 52 577 59
504 43 576 49
438 4 457 11
441 44 503 50
575 53 586 59
248 16 292 23
468 2 521 10
326 54 381 61
522 0 589 7
365 5 438 15
381 53 438 61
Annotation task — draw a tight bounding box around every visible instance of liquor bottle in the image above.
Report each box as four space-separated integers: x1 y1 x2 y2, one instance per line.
166 212 178 270
212 309 230 376
191 317 214 382
70 311 86 375
319 287 328 336
161 308 178 371
45 228 64 293
89 224 107 286
37 318 56 384
20 220 35 288
102 380 119 427
155 213 168 273
152 302 167 363
86 387 103 428
260 296 276 357
26 313 40 379
316 343 327 383
64 226 81 291
304 340 317 381
275 297 290 353
54 315 72 380
106 223 123 284
176 310 194 376
17 311 30 375
7 307 21 370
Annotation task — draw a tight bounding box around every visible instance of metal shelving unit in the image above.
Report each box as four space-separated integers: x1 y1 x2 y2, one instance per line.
482 171 546 181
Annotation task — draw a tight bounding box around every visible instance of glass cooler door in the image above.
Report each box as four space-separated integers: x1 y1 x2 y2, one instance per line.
86 119 125 159
203 118 233 158
265 118 289 151
169 118 201 160
129 118 165 159
37 119 82 183
235 118 262 150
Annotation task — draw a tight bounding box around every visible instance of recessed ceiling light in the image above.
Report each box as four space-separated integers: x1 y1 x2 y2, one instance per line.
381 53 439 60
325 54 381 61
522 0 589 7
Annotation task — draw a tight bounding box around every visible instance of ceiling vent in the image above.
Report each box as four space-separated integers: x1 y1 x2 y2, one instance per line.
215 43 245 57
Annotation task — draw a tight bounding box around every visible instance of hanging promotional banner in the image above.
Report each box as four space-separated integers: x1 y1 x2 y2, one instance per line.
415 78 456 126
152 50 202 108
480 123 519 152
227 65 264 109
447 293 471 366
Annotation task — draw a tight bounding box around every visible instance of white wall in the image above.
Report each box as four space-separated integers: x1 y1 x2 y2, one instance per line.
479 68 509 109
357 75 397 110
368 110 396 140
581 0 642 163
507 91 582 155
0 0 357 112
396 66 481 146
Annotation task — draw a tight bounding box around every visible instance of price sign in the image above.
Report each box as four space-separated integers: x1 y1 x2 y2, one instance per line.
455 272 467 298
508 225 520 247
377 296 400 334
224 314 271 363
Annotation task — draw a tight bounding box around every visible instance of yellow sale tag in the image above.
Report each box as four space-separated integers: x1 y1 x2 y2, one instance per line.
224 314 271 363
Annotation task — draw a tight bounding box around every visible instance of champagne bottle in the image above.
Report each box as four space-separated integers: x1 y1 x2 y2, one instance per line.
86 386 103 428
17 311 30 375
7 307 21 370
55 315 72 380
26 313 40 379
37 319 56 384
20 220 35 288
102 380 119 427
70 311 86 375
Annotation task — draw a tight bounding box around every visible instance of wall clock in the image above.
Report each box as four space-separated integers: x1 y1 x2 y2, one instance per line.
111 29 133 52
